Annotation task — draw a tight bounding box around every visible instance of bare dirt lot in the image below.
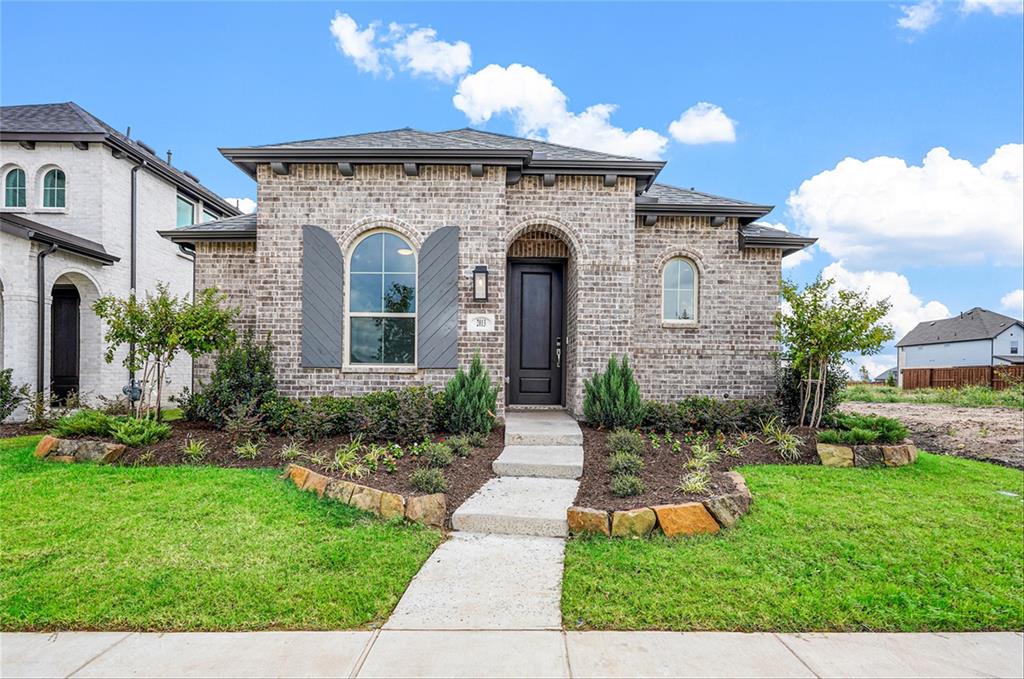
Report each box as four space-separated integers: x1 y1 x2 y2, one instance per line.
839 402 1024 469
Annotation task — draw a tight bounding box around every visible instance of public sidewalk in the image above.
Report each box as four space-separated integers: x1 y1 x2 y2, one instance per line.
2 630 1021 678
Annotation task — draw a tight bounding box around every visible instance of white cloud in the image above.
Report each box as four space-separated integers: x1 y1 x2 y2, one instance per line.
329 13 470 81
898 0 942 31
752 221 814 269
1001 289 1024 317
330 13 386 76
390 26 471 82
962 0 1024 14
787 144 1024 268
226 197 256 214
822 261 950 338
453 63 668 160
668 103 737 144
850 354 898 381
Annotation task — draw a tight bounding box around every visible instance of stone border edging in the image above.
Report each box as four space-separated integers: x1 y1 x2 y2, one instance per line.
817 441 917 468
282 463 446 528
568 470 752 539
33 435 126 464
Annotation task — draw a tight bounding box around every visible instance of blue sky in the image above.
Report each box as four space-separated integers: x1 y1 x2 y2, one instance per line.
3 1 1022 376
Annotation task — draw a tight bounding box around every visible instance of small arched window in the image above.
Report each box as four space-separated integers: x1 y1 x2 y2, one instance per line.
348 231 417 365
42 168 66 208
4 168 26 208
663 257 698 322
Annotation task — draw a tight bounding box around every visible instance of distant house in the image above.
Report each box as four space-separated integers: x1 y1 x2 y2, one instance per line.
872 367 897 384
896 307 1024 388
1 102 239 411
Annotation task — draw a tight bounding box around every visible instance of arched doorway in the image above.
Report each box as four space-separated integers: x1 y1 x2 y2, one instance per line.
50 283 81 403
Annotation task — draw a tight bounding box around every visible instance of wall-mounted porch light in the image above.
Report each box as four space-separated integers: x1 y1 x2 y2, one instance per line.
473 265 489 301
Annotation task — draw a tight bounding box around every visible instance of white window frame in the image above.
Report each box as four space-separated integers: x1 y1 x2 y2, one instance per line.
662 256 699 327
2 167 26 209
38 166 67 211
343 228 418 371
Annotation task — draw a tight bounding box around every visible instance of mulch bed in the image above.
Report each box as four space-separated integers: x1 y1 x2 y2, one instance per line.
575 425 820 511
0 424 45 439
113 421 505 522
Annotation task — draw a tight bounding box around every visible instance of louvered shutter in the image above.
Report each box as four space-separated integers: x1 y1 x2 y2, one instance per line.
417 225 460 369
301 225 344 368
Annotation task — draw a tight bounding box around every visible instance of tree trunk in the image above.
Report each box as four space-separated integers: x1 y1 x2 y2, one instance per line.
154 357 163 421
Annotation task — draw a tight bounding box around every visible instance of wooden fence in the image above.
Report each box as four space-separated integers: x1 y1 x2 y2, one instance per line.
901 365 1024 390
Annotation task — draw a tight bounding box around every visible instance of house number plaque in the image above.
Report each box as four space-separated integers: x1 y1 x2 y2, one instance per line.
467 313 495 333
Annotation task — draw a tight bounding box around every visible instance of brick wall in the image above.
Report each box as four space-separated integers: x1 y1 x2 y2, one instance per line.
193 241 259 380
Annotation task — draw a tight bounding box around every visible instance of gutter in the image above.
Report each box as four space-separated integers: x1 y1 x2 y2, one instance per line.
36 243 59 393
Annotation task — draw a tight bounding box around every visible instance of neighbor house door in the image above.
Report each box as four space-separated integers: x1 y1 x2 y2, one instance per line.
508 260 564 405
51 284 80 403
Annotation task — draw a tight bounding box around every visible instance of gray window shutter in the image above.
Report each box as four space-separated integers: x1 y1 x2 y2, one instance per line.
417 225 460 369
301 225 343 368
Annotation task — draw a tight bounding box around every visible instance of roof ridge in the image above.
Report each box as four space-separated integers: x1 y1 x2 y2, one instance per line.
253 126 496 149
64 101 108 134
442 127 644 161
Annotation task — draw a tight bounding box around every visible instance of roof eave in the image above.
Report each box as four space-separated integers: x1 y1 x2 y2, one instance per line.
1 219 119 265
158 228 256 245
740 234 817 256
0 132 107 144
639 203 775 224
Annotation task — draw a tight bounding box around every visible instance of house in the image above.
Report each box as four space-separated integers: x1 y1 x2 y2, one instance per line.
1 102 240 409
873 367 897 385
161 128 815 416
896 307 1024 388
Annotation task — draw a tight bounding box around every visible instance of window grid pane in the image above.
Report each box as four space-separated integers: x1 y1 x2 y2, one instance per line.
42 169 65 208
663 258 696 321
5 170 26 207
349 232 417 365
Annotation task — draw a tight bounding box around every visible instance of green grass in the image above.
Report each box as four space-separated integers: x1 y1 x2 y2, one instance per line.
842 383 1024 409
159 408 183 422
0 436 442 631
563 453 1024 631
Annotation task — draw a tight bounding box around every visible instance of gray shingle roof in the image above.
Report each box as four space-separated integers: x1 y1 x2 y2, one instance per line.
158 212 256 243
738 221 816 255
897 307 1024 347
440 128 645 162
1 102 239 216
645 183 763 209
254 128 496 151
1 212 118 264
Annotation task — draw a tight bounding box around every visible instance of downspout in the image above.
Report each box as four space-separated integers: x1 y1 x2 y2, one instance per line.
36 242 59 393
128 161 146 393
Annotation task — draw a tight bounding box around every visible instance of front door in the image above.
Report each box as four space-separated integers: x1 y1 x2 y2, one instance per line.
508 261 564 405
51 284 80 403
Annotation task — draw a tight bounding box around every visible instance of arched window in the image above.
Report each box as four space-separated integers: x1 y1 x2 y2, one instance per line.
42 168 66 208
348 231 417 365
4 168 26 208
663 257 698 322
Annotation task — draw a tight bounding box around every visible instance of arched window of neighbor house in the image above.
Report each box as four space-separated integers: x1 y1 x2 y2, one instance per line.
4 168 26 207
663 257 698 322
348 230 417 365
42 168 66 208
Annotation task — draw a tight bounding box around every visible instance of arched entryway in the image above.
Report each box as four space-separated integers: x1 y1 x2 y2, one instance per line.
49 272 101 404
505 225 580 409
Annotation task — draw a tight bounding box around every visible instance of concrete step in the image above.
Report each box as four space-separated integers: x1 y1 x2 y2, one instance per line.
504 410 583 446
493 445 583 479
451 477 579 537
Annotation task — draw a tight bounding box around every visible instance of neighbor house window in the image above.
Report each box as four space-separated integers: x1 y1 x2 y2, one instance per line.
176 196 195 227
4 168 25 207
663 257 697 322
1012 341 1019 355
42 169 65 208
202 209 218 223
348 231 416 365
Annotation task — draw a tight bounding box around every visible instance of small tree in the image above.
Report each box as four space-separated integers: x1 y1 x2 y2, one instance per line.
93 284 237 419
777 276 893 428
858 366 871 383
583 355 644 429
441 353 498 434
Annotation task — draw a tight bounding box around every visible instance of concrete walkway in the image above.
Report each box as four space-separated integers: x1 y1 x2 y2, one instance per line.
4 630 1021 678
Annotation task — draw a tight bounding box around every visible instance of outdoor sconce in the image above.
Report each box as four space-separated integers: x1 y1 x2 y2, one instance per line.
473 265 489 301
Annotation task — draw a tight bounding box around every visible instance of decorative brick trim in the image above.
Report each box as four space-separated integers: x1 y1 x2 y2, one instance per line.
505 214 589 262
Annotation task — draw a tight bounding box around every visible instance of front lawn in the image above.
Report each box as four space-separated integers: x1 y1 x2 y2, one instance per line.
0 436 442 631
563 452 1024 631
842 383 1024 409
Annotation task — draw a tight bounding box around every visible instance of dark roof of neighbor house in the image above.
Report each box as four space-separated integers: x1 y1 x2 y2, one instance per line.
159 212 257 244
995 355 1024 365
1 212 119 264
873 367 897 382
0 102 241 217
896 307 1024 347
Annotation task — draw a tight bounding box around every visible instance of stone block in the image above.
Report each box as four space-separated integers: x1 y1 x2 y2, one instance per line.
283 464 310 489
50 455 76 464
854 445 885 468
567 506 610 536
703 491 749 529
652 502 720 537
302 470 330 497
349 484 383 515
326 479 357 504
380 492 406 520
406 493 446 528
724 471 752 501
33 435 59 458
100 443 127 463
882 443 917 467
610 508 656 538
817 443 854 467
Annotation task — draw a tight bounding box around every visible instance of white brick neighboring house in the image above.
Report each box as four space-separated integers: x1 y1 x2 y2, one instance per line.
1 102 240 416
162 128 816 417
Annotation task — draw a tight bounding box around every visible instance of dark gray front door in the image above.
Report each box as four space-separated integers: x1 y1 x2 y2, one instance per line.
508 261 564 405
51 284 80 403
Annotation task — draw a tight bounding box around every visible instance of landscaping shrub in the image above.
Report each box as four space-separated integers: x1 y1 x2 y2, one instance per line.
610 474 645 497
441 354 498 434
642 396 779 434
608 451 644 476
825 412 909 443
445 435 473 458
758 416 803 462
223 403 266 444
0 368 30 421
818 428 880 445
181 436 208 463
607 428 644 457
466 431 489 448
776 363 847 426
293 396 352 440
50 409 116 438
110 417 171 447
678 469 710 494
584 355 644 429
420 441 455 469
180 331 278 427
258 395 301 435
351 388 435 442
234 440 261 460
409 467 447 494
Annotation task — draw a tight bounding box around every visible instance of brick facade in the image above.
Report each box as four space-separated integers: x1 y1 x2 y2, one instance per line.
197 163 782 416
